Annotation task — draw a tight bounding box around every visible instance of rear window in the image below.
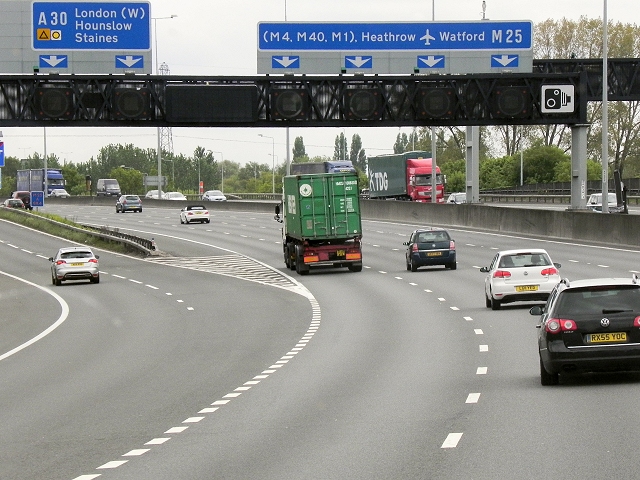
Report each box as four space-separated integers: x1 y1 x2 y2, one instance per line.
61 251 93 259
125 196 139 201
417 231 450 243
499 253 550 268
556 286 640 315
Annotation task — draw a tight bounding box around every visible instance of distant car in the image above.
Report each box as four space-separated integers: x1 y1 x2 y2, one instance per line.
2 198 25 208
180 205 210 224
145 190 165 199
164 192 188 201
586 192 624 213
403 228 457 271
480 249 561 310
49 246 100 285
49 188 70 198
11 191 32 210
202 190 227 201
531 275 640 385
116 194 142 213
447 192 466 204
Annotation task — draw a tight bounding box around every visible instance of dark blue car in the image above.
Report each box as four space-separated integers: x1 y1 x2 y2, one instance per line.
404 228 457 271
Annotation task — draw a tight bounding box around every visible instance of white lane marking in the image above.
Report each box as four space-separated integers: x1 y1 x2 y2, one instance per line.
112 274 126 279
183 416 205 423
466 393 481 404
97 460 128 469
199 407 219 414
146 284 159 289
464 316 473 321
597 264 609 268
145 436 170 445
450 306 459 311
187 307 194 311
123 449 149 456
0 271 69 362
479 345 489 352
128 279 143 284
164 427 187 434
424 289 432 293
477 367 488 375
379 271 387 274
21 248 33 254
72 475 101 480
441 433 463 448
438 297 445 302
474 329 484 335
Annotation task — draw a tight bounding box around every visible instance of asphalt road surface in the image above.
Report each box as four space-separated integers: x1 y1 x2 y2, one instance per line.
2 204 640 480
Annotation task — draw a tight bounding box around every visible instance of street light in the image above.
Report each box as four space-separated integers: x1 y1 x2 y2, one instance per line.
258 134 275 194
209 150 224 193
152 14 177 199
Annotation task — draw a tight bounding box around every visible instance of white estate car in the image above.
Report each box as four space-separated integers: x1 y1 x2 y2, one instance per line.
480 248 561 310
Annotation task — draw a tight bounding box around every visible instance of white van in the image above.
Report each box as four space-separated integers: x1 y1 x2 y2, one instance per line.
96 179 121 197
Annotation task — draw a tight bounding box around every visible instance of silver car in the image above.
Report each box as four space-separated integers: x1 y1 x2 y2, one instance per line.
202 190 227 201
50 247 100 285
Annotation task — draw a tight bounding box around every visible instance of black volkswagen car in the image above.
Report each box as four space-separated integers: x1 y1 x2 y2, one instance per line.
531 275 640 385
403 227 456 271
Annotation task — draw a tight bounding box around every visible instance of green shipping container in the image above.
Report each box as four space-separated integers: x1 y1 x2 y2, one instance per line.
283 173 362 241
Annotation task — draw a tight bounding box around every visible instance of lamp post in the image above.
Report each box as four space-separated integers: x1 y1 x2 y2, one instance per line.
152 14 177 199
210 150 224 192
258 134 275 194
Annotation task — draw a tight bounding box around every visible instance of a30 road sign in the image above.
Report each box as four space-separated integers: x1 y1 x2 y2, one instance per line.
32 2 151 51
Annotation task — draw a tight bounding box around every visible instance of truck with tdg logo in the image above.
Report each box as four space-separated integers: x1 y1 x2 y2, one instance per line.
274 172 363 275
367 151 445 202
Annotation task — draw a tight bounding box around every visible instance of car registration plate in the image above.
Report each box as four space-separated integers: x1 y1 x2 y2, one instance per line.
427 252 442 257
515 285 538 292
587 332 627 343
71 262 84 266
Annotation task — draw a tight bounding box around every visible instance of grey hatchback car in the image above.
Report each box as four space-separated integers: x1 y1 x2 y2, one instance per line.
403 228 457 271
50 247 100 285
116 194 142 213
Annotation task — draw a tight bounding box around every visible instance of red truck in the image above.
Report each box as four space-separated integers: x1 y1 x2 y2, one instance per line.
367 151 445 202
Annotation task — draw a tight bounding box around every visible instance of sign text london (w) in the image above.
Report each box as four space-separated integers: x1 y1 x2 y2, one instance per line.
32 2 151 51
257 21 533 75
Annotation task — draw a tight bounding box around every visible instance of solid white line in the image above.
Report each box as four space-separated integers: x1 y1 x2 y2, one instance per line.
0 271 69 362
441 433 463 448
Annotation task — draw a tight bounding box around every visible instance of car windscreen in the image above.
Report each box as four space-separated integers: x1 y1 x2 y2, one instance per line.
499 253 550 268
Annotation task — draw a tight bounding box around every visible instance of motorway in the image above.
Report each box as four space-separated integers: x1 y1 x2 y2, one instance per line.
2 204 640 480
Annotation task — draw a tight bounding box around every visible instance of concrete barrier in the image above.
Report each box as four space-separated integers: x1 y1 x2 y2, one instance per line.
44 196 640 249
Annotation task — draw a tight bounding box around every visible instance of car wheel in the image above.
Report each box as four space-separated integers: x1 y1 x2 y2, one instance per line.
406 257 411 271
206 219 210 224
51 272 56 285
55 276 62 286
448 262 457 270
540 357 559 386
295 245 309 275
180 218 184 224
485 294 491 308
410 258 418 272
490 296 501 310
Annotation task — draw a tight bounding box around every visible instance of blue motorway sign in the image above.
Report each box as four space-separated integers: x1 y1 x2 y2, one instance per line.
32 2 151 51
258 21 532 51
31 191 45 207
0 140 4 167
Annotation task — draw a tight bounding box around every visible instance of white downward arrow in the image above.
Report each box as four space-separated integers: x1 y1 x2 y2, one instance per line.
420 55 444 68
43 56 66 67
118 56 142 67
347 56 371 68
493 55 516 66
275 56 298 67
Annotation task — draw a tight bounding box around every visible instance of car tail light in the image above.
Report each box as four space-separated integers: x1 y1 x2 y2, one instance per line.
412 244 419 252
449 240 455 250
545 317 578 334
88 259 98 264
634 317 640 328
541 267 559 276
493 270 511 278
55 260 66 265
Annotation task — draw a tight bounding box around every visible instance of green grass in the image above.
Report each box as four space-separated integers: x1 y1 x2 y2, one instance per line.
0 208 141 255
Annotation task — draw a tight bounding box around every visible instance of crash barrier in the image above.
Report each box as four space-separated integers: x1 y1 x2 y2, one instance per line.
0 207 157 256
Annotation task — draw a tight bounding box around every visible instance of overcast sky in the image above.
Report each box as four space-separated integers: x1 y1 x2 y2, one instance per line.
1 0 631 169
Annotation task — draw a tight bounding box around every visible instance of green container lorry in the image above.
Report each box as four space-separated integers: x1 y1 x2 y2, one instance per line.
274 172 363 275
